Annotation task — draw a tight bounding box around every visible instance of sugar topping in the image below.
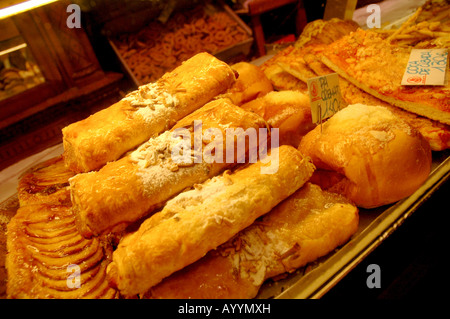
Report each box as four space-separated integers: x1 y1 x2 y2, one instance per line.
325 104 412 139
129 130 210 194
122 82 179 124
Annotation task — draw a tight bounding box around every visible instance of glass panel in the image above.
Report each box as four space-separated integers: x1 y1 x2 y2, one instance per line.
0 18 46 101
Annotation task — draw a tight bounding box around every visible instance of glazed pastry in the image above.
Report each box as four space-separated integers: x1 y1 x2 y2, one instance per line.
62 52 237 173
106 145 315 297
6 204 118 299
17 156 75 207
70 98 268 238
241 90 316 148
144 183 358 299
299 104 432 208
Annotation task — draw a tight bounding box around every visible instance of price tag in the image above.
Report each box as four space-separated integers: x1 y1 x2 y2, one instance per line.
401 48 448 86
307 73 342 124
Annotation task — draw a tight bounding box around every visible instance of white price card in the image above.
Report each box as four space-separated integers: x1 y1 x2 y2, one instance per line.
401 48 448 86
307 73 342 124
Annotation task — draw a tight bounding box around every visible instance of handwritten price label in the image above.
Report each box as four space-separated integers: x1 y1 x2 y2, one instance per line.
401 49 448 86
307 73 342 124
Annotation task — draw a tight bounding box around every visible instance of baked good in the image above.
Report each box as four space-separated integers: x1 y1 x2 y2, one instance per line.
294 18 360 48
320 29 450 125
6 204 118 299
259 18 358 92
338 77 450 151
218 62 273 106
106 145 315 297
144 183 358 299
62 52 237 173
241 90 316 148
17 156 75 207
259 46 308 92
70 98 268 238
299 104 432 208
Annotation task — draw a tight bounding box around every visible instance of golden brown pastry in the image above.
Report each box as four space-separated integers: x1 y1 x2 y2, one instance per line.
218 62 273 106
17 156 75 207
6 204 118 299
144 183 358 299
294 18 359 48
241 90 316 148
70 98 268 238
62 52 237 173
106 145 315 297
299 104 432 208
259 46 308 93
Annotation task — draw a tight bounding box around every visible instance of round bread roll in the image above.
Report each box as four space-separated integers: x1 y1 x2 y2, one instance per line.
221 62 273 106
299 104 432 208
241 90 316 147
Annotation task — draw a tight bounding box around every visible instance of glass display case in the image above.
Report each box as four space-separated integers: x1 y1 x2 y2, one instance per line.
0 18 45 102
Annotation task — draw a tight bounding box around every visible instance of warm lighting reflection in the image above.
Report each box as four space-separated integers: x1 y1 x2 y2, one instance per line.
0 0 59 19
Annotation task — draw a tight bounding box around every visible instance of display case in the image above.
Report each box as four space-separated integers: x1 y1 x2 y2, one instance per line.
0 0 123 170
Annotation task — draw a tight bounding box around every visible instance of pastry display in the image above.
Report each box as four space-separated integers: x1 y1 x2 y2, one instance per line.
62 52 236 173
262 15 450 151
2 0 448 300
70 98 267 238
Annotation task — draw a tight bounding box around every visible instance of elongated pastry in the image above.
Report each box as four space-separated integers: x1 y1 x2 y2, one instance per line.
62 52 237 173
144 183 358 299
218 62 273 106
106 145 315 297
17 156 75 207
6 204 118 299
70 98 268 238
241 90 316 148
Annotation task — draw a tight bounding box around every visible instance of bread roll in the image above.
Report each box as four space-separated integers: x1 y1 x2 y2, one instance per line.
70 98 268 238
106 145 315 297
241 90 316 147
144 183 358 299
299 104 432 208
62 52 236 173
219 62 273 106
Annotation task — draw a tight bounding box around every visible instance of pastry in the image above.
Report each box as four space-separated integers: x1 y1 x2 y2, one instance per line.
299 104 432 208
62 52 237 173
144 183 358 299
106 145 315 297
70 98 268 238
